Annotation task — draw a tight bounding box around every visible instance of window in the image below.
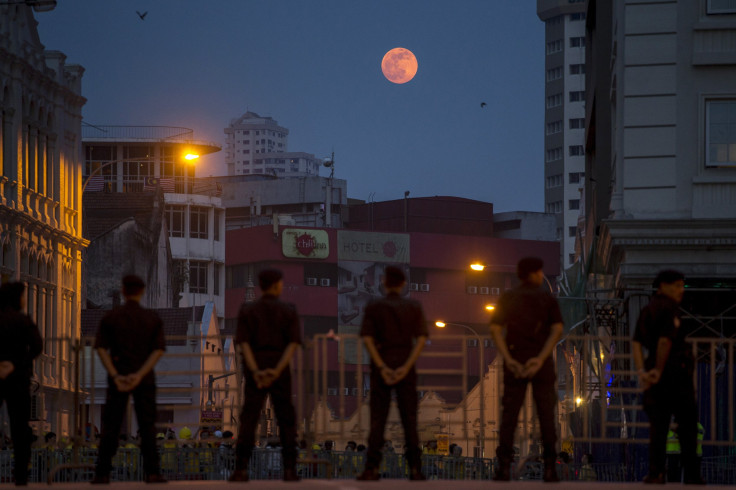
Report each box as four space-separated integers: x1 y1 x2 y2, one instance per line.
570 12 586 21
569 199 580 210
569 172 585 184
569 226 577 237
546 121 563 135
569 118 585 129
546 147 563 162
546 67 563 82
570 63 586 75
214 264 221 296
706 99 736 167
166 206 184 238
569 145 585 156
546 93 563 108
569 91 585 102
570 37 586 48
190 207 209 239
708 0 736 13
214 209 222 241
547 15 562 26
546 40 563 55
189 261 208 294
244 131 250 135
546 201 563 213
546 174 563 188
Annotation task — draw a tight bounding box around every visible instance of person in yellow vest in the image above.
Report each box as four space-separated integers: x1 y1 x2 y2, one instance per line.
666 422 681 483
160 431 178 477
178 426 200 479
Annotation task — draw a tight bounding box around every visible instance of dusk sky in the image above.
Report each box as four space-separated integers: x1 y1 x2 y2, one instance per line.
36 1 545 212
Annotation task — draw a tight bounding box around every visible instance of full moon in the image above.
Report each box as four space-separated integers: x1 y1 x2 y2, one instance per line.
381 47 418 84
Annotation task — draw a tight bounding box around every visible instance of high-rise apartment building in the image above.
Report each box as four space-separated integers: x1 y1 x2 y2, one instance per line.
538 0 588 270
224 111 320 177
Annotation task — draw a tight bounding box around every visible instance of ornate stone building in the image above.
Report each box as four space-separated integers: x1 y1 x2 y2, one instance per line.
0 4 86 435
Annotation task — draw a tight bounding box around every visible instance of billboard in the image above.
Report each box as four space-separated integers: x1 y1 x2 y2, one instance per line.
282 228 329 259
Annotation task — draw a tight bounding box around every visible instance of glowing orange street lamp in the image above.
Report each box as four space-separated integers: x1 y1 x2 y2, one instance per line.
184 153 200 163
485 304 495 312
470 263 485 271
435 321 446 328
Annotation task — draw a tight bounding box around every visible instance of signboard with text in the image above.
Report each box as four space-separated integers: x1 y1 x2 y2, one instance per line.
282 228 329 259
337 230 409 263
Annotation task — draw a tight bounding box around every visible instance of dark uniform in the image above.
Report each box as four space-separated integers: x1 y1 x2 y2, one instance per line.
234 294 301 472
94 300 166 478
491 283 563 465
633 293 699 482
0 302 43 484
360 292 428 474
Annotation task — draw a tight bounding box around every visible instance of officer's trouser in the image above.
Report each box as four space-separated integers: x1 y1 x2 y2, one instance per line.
235 370 297 472
365 364 421 473
643 372 699 480
96 380 160 477
0 375 32 483
496 358 558 465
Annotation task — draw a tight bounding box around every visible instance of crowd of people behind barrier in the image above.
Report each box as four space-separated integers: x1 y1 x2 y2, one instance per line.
1 429 733 483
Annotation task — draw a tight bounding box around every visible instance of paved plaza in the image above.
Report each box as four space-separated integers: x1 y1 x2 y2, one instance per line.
15 480 731 489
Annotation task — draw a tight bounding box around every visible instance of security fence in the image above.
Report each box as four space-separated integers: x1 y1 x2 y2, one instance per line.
2 332 734 484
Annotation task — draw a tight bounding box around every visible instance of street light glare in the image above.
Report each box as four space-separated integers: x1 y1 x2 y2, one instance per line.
470 263 485 271
435 321 446 328
575 397 583 406
485 304 495 311
184 153 200 162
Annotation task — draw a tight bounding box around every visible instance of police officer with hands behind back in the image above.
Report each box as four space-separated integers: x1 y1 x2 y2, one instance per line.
92 275 167 484
633 270 705 485
0 281 43 486
489 257 563 483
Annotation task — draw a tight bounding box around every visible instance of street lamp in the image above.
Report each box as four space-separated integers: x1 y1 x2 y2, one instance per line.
435 320 486 457
470 263 485 271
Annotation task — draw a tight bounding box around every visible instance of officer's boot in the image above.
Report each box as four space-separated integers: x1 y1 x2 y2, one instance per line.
543 457 560 483
493 448 512 482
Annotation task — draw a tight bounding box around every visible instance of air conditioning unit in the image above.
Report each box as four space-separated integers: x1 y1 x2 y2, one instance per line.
327 388 338 396
467 339 479 347
363 389 370 397
306 277 318 286
484 339 492 348
351 388 359 396
491 287 501 295
479 286 490 295
420 283 430 292
467 286 478 294
320 278 331 287
409 283 419 291
343 388 350 395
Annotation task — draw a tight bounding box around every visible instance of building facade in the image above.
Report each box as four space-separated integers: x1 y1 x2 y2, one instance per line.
212 174 348 230
0 3 86 435
81 127 226 316
585 0 736 293
538 0 588 269
224 111 320 177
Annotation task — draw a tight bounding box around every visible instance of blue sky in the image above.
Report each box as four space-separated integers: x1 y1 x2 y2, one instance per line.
36 1 545 212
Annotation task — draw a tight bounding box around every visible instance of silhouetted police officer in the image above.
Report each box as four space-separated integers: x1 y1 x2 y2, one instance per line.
358 266 428 481
92 275 166 484
0 281 43 486
633 270 704 485
230 269 301 483
489 257 563 482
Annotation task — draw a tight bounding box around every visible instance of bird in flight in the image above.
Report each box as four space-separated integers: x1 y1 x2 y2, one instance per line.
136 10 148 20
480 102 487 108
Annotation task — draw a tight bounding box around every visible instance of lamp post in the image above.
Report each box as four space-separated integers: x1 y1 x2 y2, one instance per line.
435 320 485 457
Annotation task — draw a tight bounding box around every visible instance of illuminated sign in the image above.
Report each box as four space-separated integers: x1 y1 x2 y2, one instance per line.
282 228 329 259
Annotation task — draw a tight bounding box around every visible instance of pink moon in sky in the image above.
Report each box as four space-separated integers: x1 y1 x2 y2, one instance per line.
381 47 418 84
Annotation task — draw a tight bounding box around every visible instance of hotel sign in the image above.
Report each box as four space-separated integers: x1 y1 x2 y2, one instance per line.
337 230 409 263
282 228 329 259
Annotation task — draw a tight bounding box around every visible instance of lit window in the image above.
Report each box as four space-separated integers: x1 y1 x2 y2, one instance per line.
706 99 736 167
